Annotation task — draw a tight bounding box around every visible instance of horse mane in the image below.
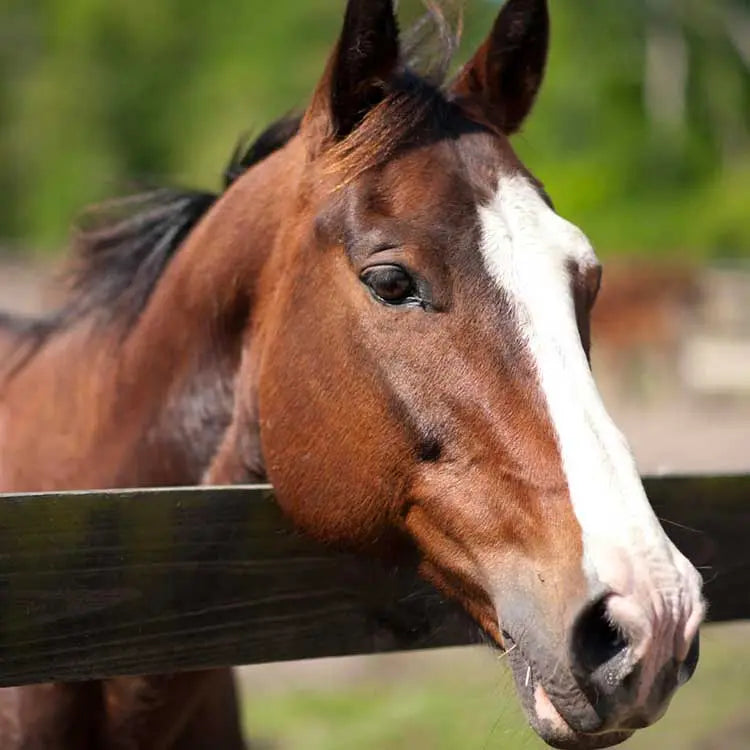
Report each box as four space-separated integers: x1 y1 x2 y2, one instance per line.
0 114 302 363
60 113 303 334
0 2 460 361
224 114 302 189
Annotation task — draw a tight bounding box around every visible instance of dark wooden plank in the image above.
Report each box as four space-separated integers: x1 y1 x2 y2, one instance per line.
0 475 747 687
0 486 475 687
644 474 750 624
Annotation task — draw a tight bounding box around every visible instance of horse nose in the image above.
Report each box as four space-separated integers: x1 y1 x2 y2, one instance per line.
570 596 633 703
569 595 700 731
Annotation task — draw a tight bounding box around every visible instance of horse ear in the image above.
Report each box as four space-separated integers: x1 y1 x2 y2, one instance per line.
304 0 400 145
451 0 548 134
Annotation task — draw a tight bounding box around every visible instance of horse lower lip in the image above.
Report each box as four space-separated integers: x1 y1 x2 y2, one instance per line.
503 635 539 702
503 644 636 749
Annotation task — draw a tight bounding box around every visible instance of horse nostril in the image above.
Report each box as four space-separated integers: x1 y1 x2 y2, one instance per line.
570 596 630 681
678 631 700 686
568 596 700 731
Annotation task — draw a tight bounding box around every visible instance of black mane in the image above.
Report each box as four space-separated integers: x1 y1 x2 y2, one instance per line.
64 114 302 333
0 115 301 351
224 114 301 189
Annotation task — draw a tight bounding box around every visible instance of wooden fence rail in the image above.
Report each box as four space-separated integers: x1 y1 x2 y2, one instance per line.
0 474 747 687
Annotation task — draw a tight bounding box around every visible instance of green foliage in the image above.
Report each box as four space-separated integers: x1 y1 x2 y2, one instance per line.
0 0 747 257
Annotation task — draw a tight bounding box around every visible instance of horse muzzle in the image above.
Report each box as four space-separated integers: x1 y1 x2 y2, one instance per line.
498 588 702 749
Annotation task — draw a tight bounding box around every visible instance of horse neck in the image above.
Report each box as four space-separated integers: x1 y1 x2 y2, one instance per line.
98 141 305 487
0 314 35 357
0 324 16 356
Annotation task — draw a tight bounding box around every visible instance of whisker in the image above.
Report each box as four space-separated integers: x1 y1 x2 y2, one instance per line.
496 643 517 662
657 516 704 534
482 712 504 750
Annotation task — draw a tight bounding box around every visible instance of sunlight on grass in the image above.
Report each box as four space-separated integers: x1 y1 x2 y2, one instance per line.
241 623 750 749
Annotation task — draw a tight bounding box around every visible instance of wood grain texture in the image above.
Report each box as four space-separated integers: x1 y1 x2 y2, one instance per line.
0 486 475 687
0 476 747 687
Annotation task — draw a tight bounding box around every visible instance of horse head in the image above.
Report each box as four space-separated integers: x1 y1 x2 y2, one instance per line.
209 2 704 746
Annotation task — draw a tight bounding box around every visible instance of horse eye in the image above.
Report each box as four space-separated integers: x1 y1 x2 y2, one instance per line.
361 265 418 305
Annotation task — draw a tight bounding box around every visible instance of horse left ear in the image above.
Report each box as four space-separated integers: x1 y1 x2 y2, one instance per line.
304 0 400 147
451 0 549 134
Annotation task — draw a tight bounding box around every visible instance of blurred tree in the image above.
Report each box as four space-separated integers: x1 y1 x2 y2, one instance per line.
0 0 747 257
514 0 750 256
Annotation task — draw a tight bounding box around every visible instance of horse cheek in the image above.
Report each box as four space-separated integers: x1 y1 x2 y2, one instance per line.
257 347 409 550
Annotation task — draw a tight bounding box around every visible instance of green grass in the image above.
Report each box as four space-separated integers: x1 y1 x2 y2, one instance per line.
240 622 750 749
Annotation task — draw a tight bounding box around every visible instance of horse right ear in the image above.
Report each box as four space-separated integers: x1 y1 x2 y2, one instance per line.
303 0 400 149
451 0 549 134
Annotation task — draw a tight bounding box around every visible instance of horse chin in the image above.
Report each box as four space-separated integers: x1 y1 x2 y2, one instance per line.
503 638 634 750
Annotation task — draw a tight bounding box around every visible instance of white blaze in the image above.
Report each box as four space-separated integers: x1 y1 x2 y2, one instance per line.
478 173 703 675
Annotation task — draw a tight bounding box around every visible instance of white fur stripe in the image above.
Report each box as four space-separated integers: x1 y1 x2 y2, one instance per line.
478 173 702 664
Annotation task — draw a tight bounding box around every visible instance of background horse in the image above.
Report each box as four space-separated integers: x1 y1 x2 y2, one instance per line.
0 0 704 748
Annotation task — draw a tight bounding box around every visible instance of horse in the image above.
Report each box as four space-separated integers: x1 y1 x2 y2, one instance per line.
0 1 705 748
